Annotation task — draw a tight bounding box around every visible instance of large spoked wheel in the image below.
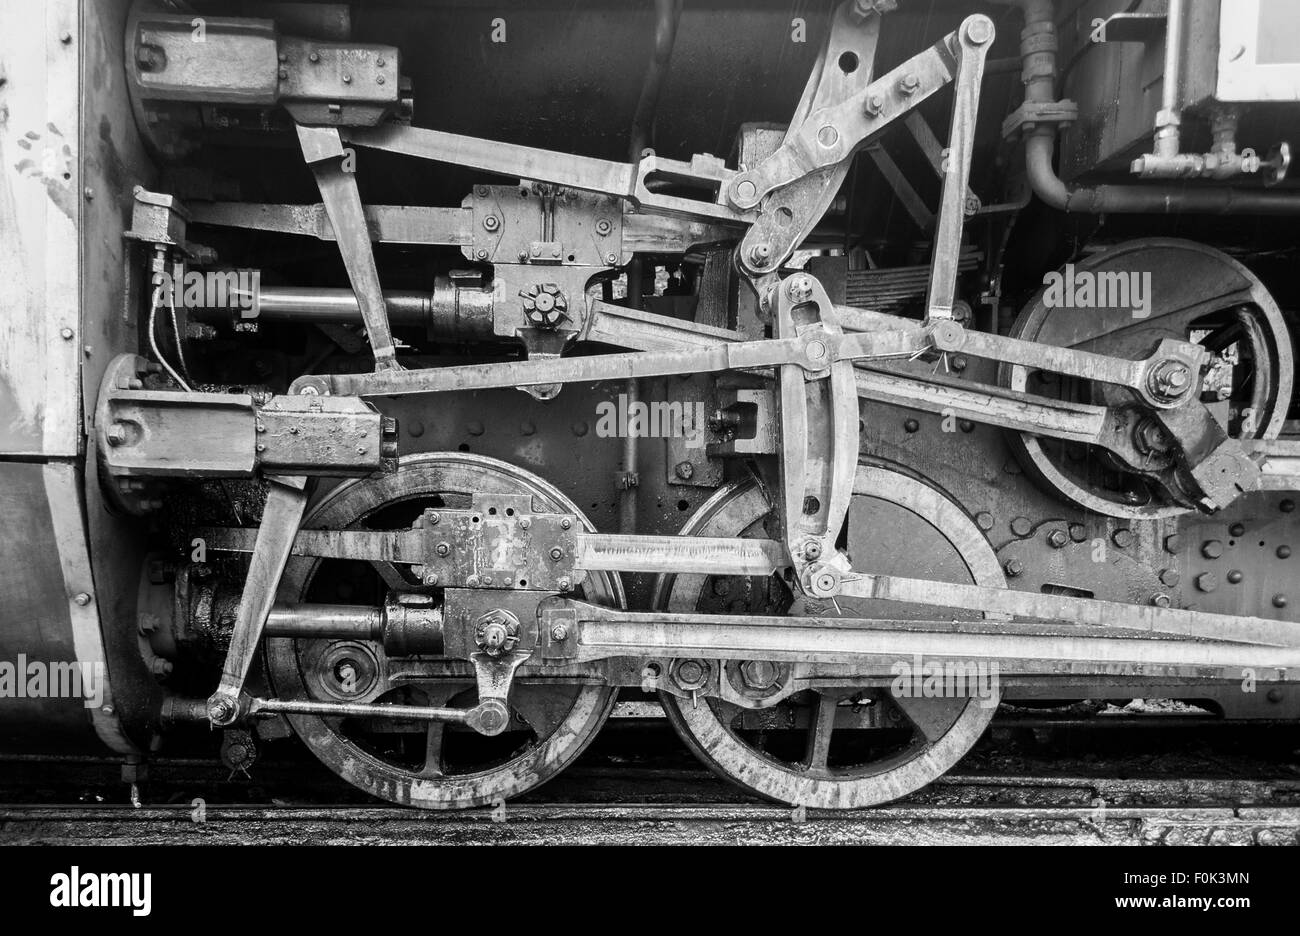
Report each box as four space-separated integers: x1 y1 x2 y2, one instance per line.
654 464 1004 809
266 453 623 809
1003 238 1293 519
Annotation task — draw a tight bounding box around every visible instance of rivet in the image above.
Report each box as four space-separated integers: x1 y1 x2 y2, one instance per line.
1227 569 1243 584
1229 522 1246 537
903 418 920 433
520 421 536 435
1112 528 1134 548
1282 499 1296 513
1068 523 1088 543
73 592 91 606
572 421 588 437
59 327 74 340
1010 517 1032 537
1273 594 1289 609
1277 545 1292 559
408 420 425 438
975 512 994 531
467 421 485 436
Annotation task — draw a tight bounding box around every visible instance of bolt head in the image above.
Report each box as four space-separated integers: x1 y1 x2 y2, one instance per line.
787 275 815 303
964 15 994 45
1047 530 1068 549
740 659 780 691
732 178 758 204
1004 557 1024 577
550 623 569 641
674 658 707 688
73 592 91 606
748 243 773 265
674 460 695 480
207 697 236 723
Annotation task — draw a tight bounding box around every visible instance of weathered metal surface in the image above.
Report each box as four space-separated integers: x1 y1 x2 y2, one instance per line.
0 0 81 456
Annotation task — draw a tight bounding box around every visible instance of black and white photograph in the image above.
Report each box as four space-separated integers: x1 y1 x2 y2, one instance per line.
0 0 1293 915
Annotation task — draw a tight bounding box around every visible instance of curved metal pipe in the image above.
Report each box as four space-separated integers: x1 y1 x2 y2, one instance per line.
629 0 684 160
1000 0 1300 215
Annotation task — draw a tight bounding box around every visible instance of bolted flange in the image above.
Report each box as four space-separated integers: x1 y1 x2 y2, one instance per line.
519 283 569 328
475 609 521 657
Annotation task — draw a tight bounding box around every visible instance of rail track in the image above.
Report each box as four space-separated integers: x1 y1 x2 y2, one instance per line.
2 713 1298 845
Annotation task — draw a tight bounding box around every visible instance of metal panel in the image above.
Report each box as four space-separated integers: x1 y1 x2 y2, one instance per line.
0 0 82 455
0 463 95 745
1218 0 1300 101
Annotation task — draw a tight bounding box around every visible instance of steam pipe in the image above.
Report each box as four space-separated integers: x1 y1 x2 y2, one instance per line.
1153 0 1186 159
1000 0 1300 214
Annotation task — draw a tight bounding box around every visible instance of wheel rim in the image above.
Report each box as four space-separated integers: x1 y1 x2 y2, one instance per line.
654 464 1003 809
1003 238 1292 519
267 452 622 809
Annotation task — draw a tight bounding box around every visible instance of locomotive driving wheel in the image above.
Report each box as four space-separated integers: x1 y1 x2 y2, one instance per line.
1003 238 1293 518
654 463 1004 809
266 453 623 809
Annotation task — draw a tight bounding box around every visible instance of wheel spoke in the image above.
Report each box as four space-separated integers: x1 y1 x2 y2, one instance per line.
416 683 467 778
420 720 447 778
370 560 413 591
802 692 838 771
